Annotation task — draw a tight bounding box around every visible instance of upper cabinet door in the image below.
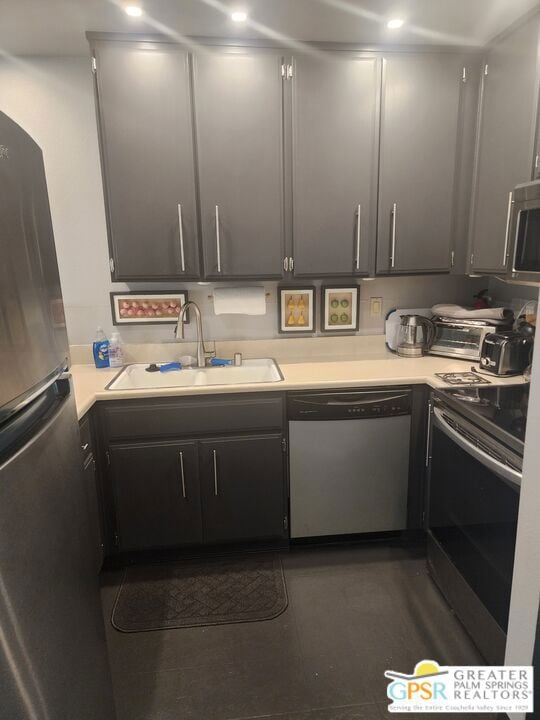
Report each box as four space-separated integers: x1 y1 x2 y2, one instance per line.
470 16 540 274
377 54 464 274
93 42 200 281
291 54 380 277
193 48 285 279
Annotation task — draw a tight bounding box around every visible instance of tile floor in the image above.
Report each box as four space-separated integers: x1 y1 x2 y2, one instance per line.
100 541 496 720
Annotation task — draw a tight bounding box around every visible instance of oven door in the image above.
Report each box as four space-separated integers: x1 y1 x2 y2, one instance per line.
507 180 540 284
428 407 521 634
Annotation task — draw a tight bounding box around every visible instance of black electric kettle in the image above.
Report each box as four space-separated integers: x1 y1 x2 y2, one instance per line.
397 315 435 358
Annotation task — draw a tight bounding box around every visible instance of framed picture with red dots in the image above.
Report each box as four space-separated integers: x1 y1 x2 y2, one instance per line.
321 286 359 332
110 291 188 326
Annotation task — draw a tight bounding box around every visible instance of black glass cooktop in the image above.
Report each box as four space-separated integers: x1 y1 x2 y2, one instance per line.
438 383 530 445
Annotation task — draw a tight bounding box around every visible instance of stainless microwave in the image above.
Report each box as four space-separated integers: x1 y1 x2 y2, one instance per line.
506 179 540 285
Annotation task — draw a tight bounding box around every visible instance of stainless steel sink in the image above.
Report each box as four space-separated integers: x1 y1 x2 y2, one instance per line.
107 358 283 390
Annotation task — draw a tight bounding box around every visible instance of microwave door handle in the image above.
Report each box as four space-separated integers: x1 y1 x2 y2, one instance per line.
502 191 513 267
433 408 521 489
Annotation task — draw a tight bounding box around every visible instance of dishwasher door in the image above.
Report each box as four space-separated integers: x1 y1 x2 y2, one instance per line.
289 415 411 538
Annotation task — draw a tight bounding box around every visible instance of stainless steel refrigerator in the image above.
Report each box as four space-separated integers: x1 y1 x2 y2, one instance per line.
0 111 116 719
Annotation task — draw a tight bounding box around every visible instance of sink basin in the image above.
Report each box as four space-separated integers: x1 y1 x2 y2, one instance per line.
107 359 283 391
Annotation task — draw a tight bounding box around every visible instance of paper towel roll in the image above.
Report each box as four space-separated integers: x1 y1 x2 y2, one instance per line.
213 287 267 315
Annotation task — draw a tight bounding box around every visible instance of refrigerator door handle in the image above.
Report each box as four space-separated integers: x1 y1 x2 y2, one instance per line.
9 365 68 418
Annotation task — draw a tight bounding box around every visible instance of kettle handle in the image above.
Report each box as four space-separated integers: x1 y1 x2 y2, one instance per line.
419 317 436 351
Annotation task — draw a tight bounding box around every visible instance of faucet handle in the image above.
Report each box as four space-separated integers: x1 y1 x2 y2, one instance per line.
203 343 216 360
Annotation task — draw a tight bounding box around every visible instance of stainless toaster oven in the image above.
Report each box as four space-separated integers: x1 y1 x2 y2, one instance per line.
429 318 511 361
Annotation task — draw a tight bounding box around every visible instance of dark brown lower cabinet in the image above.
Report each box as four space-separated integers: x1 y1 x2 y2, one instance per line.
83 452 105 572
107 433 286 552
199 434 287 544
110 441 202 551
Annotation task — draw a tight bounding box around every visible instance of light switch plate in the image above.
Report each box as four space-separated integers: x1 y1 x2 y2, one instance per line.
370 297 383 317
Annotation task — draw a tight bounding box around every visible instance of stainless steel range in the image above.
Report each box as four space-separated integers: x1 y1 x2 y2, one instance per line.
426 384 528 664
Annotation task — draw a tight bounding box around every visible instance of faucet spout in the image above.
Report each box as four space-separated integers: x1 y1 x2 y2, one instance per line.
174 301 207 368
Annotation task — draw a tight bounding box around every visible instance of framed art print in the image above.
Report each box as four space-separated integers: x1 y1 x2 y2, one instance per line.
278 287 315 333
110 291 188 326
321 286 359 332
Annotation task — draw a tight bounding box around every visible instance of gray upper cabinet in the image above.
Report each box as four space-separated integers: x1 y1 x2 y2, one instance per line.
93 41 200 281
192 47 285 279
377 53 465 274
470 15 540 273
291 53 380 277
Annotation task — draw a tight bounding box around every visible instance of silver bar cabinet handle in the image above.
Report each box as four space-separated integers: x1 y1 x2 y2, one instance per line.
179 451 186 499
355 204 361 270
215 205 222 273
425 399 433 468
390 203 397 269
212 449 219 496
177 204 186 272
502 191 513 266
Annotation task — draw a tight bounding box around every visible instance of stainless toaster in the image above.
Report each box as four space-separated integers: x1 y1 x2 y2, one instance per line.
480 331 534 376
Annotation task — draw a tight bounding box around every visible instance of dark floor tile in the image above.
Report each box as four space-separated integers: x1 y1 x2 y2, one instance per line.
107 622 241 674
103 543 489 720
281 541 424 576
188 656 312 720
288 703 384 720
112 667 199 720
377 706 496 720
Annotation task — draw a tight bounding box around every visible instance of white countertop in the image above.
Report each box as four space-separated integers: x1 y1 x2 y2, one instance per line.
71 353 526 420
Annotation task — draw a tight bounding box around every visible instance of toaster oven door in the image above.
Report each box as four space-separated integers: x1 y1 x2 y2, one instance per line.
429 323 486 360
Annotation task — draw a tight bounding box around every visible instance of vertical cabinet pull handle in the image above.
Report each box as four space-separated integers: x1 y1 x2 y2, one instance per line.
215 205 222 273
502 191 513 267
283 257 289 272
425 400 433 468
177 204 186 273
179 451 186 499
212 449 219 496
355 204 362 270
390 203 397 269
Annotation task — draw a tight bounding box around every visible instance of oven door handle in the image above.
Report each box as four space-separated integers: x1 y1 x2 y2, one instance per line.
433 408 521 488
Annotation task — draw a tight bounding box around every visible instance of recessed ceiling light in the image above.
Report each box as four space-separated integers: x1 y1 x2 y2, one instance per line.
125 5 143 17
231 10 248 22
387 18 404 29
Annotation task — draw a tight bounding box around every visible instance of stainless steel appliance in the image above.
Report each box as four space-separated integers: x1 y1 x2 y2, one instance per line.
429 317 510 361
427 384 527 664
480 330 534 376
396 315 435 358
289 389 411 538
507 179 540 285
0 112 116 719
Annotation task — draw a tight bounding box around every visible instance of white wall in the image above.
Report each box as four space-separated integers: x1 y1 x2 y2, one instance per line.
1 54 486 345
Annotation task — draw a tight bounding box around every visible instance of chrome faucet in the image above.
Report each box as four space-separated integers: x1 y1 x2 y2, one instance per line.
174 301 213 368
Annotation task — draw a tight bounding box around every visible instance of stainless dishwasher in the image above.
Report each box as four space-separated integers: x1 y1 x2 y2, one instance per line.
288 389 412 538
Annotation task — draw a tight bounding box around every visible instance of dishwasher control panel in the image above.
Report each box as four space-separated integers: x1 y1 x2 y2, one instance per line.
287 389 411 421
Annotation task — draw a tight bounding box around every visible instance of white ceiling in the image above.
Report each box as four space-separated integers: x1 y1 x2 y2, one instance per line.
1 0 538 56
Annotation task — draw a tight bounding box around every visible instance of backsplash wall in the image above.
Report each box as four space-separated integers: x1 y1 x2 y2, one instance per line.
1 55 486 346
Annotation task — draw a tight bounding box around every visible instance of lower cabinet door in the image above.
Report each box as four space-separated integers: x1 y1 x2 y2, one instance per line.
110 441 202 551
83 453 104 572
200 434 287 544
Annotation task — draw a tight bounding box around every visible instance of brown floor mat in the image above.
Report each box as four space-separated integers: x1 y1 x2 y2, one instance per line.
111 554 288 632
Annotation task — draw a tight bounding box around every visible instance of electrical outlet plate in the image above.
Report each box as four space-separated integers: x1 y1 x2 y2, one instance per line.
370 297 383 317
